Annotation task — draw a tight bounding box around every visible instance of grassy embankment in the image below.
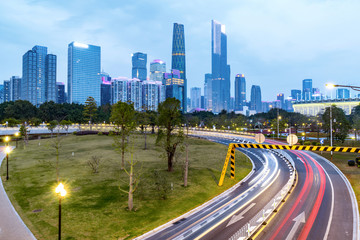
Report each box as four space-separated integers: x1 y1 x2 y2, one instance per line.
0 133 251 240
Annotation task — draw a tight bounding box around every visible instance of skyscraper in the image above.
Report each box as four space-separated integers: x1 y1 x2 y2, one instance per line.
250 85 262 113
204 73 212 110
3 80 10 102
291 89 301 101
277 93 285 109
56 82 66 104
235 74 246 111
142 80 163 111
190 87 201 109
9 76 22 101
211 20 230 113
336 88 350 99
150 59 166 82
132 52 147 81
22 45 56 105
164 69 184 108
171 23 187 112
302 79 312 101
100 72 111 106
0 85 4 103
68 42 101 105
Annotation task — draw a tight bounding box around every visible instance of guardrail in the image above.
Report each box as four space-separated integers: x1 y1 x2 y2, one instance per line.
229 150 296 240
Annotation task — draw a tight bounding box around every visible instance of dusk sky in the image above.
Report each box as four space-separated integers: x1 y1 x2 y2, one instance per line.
1 0 360 101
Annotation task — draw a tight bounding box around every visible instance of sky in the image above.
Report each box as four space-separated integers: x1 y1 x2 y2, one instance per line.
1 0 360 101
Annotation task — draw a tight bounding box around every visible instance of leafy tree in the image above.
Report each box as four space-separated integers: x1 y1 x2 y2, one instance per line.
19 124 28 147
157 98 184 172
38 101 64 122
96 104 111 123
4 100 37 121
30 117 42 126
322 106 351 143
0 102 14 122
110 102 136 169
147 110 158 134
60 120 72 135
352 116 360 140
48 120 59 138
2 118 20 127
83 97 98 128
137 111 149 149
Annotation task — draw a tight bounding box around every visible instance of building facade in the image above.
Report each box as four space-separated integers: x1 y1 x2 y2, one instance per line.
234 74 246 111
302 79 312 101
3 80 10 102
142 80 164 111
250 85 262 113
277 93 285 109
56 82 66 104
336 88 350 99
132 52 147 81
68 42 101 105
171 23 187 112
293 99 360 116
291 89 301 101
190 87 201 110
150 59 166 82
211 20 230 113
204 73 212 110
22 45 56 105
9 76 22 101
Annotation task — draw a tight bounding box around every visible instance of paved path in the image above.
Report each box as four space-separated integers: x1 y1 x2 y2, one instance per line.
0 147 36 240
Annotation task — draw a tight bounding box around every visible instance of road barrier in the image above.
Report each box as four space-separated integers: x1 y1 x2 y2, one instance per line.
219 143 360 186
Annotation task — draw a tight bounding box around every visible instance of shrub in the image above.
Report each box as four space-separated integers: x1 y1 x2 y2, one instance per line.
304 141 311 145
87 155 102 173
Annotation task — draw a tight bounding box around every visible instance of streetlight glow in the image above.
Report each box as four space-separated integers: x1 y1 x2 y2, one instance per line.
5 146 11 154
14 132 19 137
4 136 10 142
326 83 335 89
55 183 66 197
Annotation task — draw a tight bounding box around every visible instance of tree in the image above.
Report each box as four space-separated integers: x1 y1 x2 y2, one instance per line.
119 150 140 211
4 100 37 121
322 106 351 143
147 110 158 134
110 102 136 169
60 120 72 135
352 116 360 140
30 117 42 126
137 111 149 149
83 96 98 129
48 120 58 138
19 124 28 147
157 98 184 172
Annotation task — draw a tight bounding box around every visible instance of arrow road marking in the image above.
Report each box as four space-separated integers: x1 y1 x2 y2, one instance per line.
286 212 306 240
226 203 256 227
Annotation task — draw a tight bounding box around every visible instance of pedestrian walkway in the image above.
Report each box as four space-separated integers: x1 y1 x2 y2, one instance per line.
0 147 36 240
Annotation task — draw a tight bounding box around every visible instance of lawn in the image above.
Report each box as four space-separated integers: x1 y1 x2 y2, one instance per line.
0 133 251 240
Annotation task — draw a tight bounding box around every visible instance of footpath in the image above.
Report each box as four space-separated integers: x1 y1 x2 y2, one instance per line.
0 147 36 240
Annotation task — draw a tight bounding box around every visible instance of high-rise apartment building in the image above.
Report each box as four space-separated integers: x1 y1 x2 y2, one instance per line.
172 23 187 112
3 80 10 102
132 52 147 81
336 88 350 99
68 42 101 105
100 72 111 106
9 76 22 101
235 74 246 111
111 77 128 105
142 80 164 111
291 89 301 101
164 69 184 109
190 87 201 110
110 77 143 111
56 82 66 104
211 20 230 113
204 73 212 110
22 45 56 105
250 85 262 113
302 79 312 101
0 85 4 103
150 60 166 82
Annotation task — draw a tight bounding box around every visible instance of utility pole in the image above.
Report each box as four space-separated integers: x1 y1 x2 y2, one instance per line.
277 108 280 139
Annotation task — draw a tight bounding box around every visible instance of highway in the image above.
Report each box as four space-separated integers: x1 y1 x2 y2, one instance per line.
140 134 294 240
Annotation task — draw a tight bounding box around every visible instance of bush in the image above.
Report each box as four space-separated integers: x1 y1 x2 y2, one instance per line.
312 141 317 146
3 118 20 127
72 131 77 135
304 141 311 145
87 155 102 173
97 131 103 135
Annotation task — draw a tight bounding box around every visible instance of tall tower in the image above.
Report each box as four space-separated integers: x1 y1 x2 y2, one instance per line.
234 74 246 111
22 45 56 106
68 42 101 105
250 85 262 113
132 52 147 81
302 79 312 101
204 73 212 110
211 20 230 113
171 23 187 112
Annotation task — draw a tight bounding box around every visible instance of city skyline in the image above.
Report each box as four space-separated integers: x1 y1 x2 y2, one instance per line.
1 0 360 101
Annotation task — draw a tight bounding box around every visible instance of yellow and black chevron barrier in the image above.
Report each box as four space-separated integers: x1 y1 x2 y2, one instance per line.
218 143 360 186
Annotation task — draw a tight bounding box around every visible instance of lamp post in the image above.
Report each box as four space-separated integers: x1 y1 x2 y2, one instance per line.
5 146 11 180
325 83 360 92
330 104 333 161
4 136 10 147
277 108 281 139
55 183 67 240
14 132 19 148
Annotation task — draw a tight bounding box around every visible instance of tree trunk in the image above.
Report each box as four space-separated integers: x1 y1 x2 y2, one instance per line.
144 129 147 150
184 144 188 187
151 126 155 134
121 136 125 169
168 152 174 172
128 163 133 211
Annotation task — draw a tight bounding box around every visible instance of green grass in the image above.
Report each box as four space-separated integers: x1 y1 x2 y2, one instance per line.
318 151 360 212
0 134 251 240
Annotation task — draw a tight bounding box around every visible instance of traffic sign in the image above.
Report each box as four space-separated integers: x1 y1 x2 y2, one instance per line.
255 133 266 143
320 139 324 144
287 134 298 145
301 136 305 141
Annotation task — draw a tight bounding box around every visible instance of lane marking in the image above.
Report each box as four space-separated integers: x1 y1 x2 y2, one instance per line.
285 211 306 240
226 203 256 227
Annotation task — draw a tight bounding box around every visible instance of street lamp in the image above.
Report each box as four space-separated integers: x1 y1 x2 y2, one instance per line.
302 132 306 142
55 183 67 240
4 136 10 146
14 132 19 148
325 83 360 91
4 146 12 180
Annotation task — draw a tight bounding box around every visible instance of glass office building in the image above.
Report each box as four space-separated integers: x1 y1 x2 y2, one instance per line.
68 42 101 105
150 59 166 82
250 85 262 113
132 52 147 81
302 79 312 101
234 74 246 111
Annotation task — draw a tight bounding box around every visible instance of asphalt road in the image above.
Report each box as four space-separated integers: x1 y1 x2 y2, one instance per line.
143 134 293 240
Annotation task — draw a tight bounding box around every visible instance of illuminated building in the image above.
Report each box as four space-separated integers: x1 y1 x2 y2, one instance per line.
190 87 201 109
302 79 312 101
150 59 166 82
132 52 147 81
293 99 360 116
235 74 246 111
68 42 101 105
250 85 262 113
